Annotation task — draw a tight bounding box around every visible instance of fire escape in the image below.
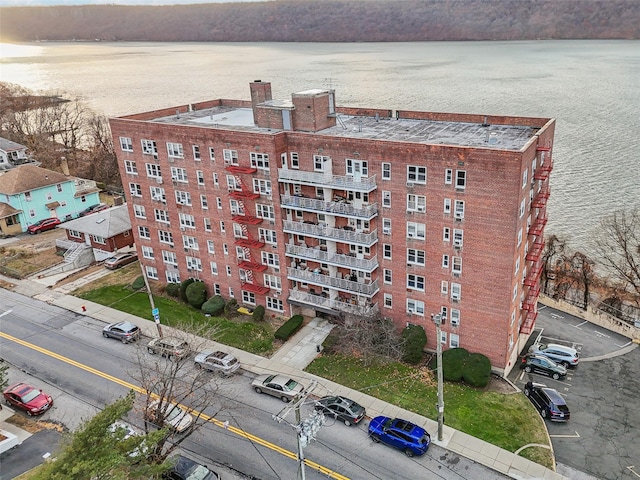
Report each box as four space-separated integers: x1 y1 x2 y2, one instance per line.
227 164 270 295
520 145 553 334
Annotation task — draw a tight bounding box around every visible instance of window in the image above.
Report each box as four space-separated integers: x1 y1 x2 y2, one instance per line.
186 256 202 271
91 235 106 245
515 257 521 275
209 147 215 161
407 222 426 240
442 254 450 268
158 230 173 245
175 191 192 206
57 184 63 193
451 283 461 301
146 266 158 280
68 229 81 239
210 261 218 275
383 244 392 260
440 331 447 345
223 244 229 255
407 194 426 212
200 194 208 209
150 186 166 202
133 205 146 219
454 200 465 219
166 271 180 283
520 199 526 218
450 309 460 326
141 139 157 156
196 170 205 185
345 159 368 176
162 251 177 265
261 252 280 269
250 152 269 170
407 165 427 184
204 218 212 232
456 170 466 189
145 163 162 179
220 221 225 233
167 142 184 158
141 246 154 259
453 229 463 248
450 333 460 348
522 168 528 188
120 137 133 152
129 183 142 197
407 274 425 291
384 268 392 284
382 191 391 208
517 227 523 247
179 213 196 229
125 160 137 174
440 306 448 320
193 145 201 161
444 198 451 214
382 162 391 180
154 209 169 224
213 173 219 186
242 291 256 305
46 192 53 201
441 281 448 295
25 192 32 202
253 178 272 195
383 218 391 235
214 284 221 296
258 228 277 245
445 168 453 185
452 257 462 275
170 167 188 183
138 226 150 239
407 299 425 316
263 274 282 290
407 248 425 266
256 204 275 220
267 297 284 312
513 284 518 301
313 155 329 171
217 198 222 209
384 293 392 308
290 152 299 169
226 265 232 276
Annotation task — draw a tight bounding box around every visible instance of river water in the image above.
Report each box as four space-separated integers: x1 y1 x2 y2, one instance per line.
1 40 639 254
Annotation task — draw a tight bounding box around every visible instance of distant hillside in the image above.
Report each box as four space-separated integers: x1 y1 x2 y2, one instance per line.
1 0 638 42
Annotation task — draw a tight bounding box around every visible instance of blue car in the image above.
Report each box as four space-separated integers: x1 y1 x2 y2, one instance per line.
368 416 431 457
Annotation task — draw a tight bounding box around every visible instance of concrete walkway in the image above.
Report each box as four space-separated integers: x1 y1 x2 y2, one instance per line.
0 271 573 480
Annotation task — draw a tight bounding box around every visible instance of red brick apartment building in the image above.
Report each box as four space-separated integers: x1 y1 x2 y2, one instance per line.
109 81 554 375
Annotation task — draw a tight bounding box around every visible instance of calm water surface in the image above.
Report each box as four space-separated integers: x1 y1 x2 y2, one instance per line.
1 40 639 254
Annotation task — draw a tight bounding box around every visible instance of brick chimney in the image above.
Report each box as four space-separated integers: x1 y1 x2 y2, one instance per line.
250 80 272 124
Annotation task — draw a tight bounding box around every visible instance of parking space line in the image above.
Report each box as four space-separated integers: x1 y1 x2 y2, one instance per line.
0 309 12 318
539 335 584 347
539 305 548 310
550 313 564 319
574 320 588 328
594 330 611 338
549 432 580 438
617 341 632 348
627 466 640 478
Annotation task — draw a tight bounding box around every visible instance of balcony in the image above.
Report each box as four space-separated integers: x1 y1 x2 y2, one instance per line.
285 244 378 273
280 194 378 220
288 288 379 317
283 220 378 247
287 267 379 297
278 169 377 193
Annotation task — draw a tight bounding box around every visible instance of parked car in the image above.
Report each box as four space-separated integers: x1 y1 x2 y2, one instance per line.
524 381 571 422
194 350 240 376
3 382 54 416
251 374 304 403
368 416 431 457
528 343 579 368
520 354 567 380
145 399 193 433
147 336 190 359
27 217 61 234
104 252 139 269
108 421 151 458
79 203 109 217
314 395 366 426
102 321 140 343
164 454 221 480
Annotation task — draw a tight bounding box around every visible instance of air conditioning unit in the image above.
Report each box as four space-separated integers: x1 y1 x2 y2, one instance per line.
406 182 414 188
383 228 391 235
417 206 426 213
152 195 161 201
180 226 186 231
453 240 463 248
451 293 460 301
407 233 414 238
168 157 174 163
453 272 461 278
156 178 163 184
454 212 464 220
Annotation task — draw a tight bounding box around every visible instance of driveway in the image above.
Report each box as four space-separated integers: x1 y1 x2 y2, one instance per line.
509 305 640 480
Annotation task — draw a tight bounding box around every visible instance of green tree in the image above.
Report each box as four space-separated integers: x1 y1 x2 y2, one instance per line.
185 280 207 309
34 391 168 480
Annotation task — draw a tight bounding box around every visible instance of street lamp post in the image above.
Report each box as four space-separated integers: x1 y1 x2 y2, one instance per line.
432 313 444 441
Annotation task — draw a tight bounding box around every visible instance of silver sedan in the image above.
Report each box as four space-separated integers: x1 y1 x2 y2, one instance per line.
251 374 304 402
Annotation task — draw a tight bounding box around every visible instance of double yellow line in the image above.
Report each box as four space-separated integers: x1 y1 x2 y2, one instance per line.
0 331 349 480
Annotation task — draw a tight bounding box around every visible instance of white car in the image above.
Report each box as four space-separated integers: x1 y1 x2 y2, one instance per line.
145 399 193 433
529 343 579 368
194 350 240 376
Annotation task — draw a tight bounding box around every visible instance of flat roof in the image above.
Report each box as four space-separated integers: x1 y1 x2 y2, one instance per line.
151 105 538 151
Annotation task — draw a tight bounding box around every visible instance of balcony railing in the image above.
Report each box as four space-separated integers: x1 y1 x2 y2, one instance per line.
283 220 378 247
287 267 379 297
278 169 377 192
288 288 379 316
280 195 378 220
285 244 378 272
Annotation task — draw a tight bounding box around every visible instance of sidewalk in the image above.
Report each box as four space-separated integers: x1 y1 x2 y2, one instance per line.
1 272 572 480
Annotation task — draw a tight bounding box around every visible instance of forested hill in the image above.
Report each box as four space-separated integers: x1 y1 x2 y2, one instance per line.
1 0 638 43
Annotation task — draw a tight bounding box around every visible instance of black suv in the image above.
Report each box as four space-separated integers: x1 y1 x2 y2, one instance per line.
520 354 567 380
524 381 570 422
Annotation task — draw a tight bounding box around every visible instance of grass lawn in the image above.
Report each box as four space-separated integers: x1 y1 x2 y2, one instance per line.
306 354 554 469
77 285 275 355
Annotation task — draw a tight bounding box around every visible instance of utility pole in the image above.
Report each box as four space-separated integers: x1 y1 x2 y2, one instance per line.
432 313 444 441
140 263 162 337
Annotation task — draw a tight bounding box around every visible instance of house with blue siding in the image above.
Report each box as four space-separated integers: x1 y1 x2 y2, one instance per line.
0 164 101 235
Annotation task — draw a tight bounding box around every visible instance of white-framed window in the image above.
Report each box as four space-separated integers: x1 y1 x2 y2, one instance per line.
210 261 218 275
345 159 368 177
407 194 426 212
253 178 272 195
220 221 225 233
196 170 205 185
138 226 150 239
91 235 106 244
223 244 229 255
206 240 214 254
383 244 392 260
407 165 427 184
407 274 425 291
57 184 63 193
145 163 162 179
454 200 465 219
209 147 215 161
407 222 426 240
204 218 212 232
407 299 425 316
445 168 453 185
186 256 202 271
444 198 451 214
407 248 425 266
250 152 270 170
383 268 392 285
517 227 523 247
450 309 460 326
170 167 188 182
522 168 528 188
145 266 158 280
213 173 219 186
263 274 282 290
217 198 222 209
166 271 181 283
141 246 154 259
456 170 466 189
452 257 462 275
440 306 448 321
384 293 392 308
261 251 280 269
179 213 196 229
232 223 245 239
226 265 232 276
440 331 447 345
129 183 142 197
133 204 146 219
46 192 53 201
214 284 221 296
200 194 208 210
450 333 460 348
453 229 463 248
193 145 201 161
120 136 133 152
442 254 450 268
150 186 166 203
125 160 137 174
167 142 184 158
182 235 198 250
258 228 277 245
28 208 35 217
290 152 299 169
256 204 275 220
175 191 192 206
515 257 521 275
382 218 391 235
158 230 173 245
513 284 518 301
382 162 391 180
441 280 448 295
68 229 82 239
141 139 157 156
154 209 169 224
313 155 329 171
162 251 177 265
382 191 391 208
519 198 526 218
267 297 284 312
451 283 461 301
240 290 256 305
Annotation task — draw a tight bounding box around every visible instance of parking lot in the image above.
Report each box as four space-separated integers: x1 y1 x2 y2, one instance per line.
509 304 640 480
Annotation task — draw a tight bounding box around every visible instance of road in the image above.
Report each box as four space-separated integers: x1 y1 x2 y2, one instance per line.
0 288 508 480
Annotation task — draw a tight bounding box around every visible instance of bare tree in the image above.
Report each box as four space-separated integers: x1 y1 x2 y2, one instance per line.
86 113 120 186
593 208 640 305
569 251 596 310
541 234 566 295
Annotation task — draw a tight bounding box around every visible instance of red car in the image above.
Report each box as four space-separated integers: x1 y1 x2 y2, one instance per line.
3 382 54 416
27 217 61 234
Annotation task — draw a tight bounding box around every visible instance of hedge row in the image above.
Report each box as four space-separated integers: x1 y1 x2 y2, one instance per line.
274 315 304 340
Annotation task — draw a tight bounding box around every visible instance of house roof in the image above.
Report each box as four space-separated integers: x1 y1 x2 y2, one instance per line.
0 164 70 195
0 137 27 153
61 204 132 237
0 202 21 219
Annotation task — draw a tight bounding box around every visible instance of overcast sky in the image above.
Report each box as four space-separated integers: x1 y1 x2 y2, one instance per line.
3 0 262 5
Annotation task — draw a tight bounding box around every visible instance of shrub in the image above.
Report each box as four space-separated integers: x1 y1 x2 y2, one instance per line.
442 347 469 382
165 282 180 298
274 314 304 341
225 298 238 317
462 353 492 388
131 276 145 290
401 324 427 364
185 281 208 309
179 278 195 302
201 295 225 316
252 305 265 322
